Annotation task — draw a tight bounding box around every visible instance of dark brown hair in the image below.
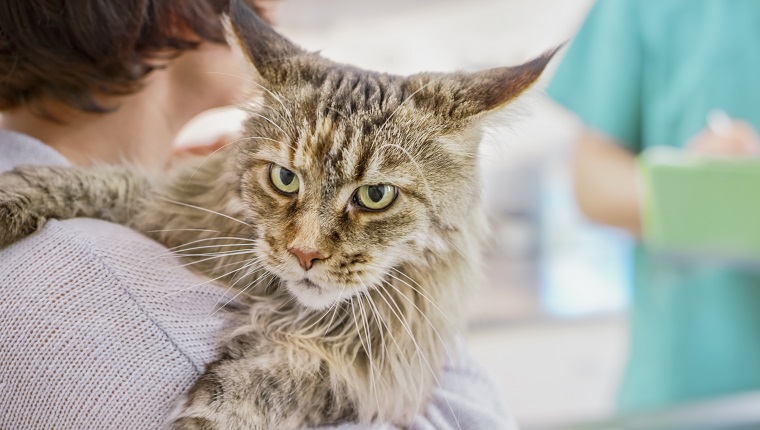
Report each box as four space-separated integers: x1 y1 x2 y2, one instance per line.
0 0 271 113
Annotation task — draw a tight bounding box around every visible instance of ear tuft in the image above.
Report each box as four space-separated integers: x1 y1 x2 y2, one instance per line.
477 47 560 112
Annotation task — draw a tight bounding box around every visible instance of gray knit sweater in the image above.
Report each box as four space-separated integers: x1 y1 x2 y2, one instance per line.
0 130 516 430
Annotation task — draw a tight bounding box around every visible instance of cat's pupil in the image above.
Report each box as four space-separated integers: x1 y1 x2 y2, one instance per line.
279 169 295 186
368 186 384 203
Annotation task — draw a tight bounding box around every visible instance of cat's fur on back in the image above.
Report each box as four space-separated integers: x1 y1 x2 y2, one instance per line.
0 1 555 428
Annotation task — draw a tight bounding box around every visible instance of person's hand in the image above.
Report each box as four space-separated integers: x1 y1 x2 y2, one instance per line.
686 111 760 157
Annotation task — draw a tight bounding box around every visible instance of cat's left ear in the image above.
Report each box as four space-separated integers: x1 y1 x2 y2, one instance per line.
406 48 559 122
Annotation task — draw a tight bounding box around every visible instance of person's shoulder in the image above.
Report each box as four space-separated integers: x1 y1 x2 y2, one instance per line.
0 217 239 428
0 217 236 368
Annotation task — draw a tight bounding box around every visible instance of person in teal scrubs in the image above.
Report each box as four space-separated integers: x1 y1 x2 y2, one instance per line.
548 0 760 413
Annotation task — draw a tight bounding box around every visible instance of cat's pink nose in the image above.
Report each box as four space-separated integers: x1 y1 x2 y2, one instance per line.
289 247 327 271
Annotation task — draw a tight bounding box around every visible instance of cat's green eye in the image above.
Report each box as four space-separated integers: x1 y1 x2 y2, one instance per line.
270 164 300 195
354 184 397 211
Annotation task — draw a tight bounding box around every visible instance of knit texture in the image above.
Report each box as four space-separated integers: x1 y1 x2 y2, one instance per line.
0 131 516 429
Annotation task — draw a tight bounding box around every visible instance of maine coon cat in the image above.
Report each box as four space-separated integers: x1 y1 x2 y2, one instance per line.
0 0 554 428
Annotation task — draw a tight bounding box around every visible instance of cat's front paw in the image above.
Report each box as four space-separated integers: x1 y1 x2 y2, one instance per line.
0 169 52 248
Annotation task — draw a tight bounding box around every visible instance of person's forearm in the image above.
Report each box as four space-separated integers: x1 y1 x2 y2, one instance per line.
572 130 642 236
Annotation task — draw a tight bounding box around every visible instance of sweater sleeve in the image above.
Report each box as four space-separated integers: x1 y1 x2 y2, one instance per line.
0 218 236 430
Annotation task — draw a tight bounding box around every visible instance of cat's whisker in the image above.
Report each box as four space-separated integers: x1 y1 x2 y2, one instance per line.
348 295 383 418
211 266 273 310
379 278 462 391
163 249 256 259
186 135 281 183
174 256 252 275
275 293 298 312
170 252 254 270
160 235 257 252
370 283 429 418
364 276 423 386
361 290 389 381
145 249 256 267
211 258 267 310
166 242 255 254
363 282 420 418
356 292 384 421
381 270 468 391
367 265 460 334
385 268 464 340
261 272 278 295
204 71 294 119
373 284 463 430
356 281 397 405
322 284 347 334
156 196 252 227
247 112 289 138
296 284 348 335
146 227 230 235
164 257 264 298
205 268 274 320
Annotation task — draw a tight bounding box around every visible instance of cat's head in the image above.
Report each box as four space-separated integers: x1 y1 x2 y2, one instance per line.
228 0 554 310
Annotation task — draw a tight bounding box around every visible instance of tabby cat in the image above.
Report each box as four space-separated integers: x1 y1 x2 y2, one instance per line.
0 0 554 428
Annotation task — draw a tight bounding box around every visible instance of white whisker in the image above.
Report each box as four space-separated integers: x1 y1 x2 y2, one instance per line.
386 268 464 341
369 282 427 416
186 136 285 183
204 71 293 119
164 257 263 298
373 282 462 430
206 269 273 320
248 112 289 138
157 196 252 227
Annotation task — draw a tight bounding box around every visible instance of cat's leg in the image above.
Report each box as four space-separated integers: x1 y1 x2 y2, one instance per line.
172 359 308 430
0 165 149 247
171 337 356 430
0 152 244 250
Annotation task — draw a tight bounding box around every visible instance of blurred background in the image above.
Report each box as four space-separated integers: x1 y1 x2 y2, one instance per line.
184 0 635 427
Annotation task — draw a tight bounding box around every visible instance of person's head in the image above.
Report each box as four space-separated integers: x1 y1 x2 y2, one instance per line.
0 0 274 118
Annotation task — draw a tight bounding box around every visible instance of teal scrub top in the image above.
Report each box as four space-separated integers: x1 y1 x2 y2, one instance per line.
548 0 760 413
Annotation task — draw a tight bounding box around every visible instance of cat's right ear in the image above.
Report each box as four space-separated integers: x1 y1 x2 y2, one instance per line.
228 0 306 85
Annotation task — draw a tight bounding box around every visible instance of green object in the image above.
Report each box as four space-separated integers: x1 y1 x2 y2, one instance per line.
640 148 760 261
548 0 760 414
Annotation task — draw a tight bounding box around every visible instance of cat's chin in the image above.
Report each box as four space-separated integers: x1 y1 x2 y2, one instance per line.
285 279 351 310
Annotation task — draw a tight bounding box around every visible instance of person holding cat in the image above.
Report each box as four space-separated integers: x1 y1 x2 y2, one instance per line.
549 0 760 414
0 0 514 428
